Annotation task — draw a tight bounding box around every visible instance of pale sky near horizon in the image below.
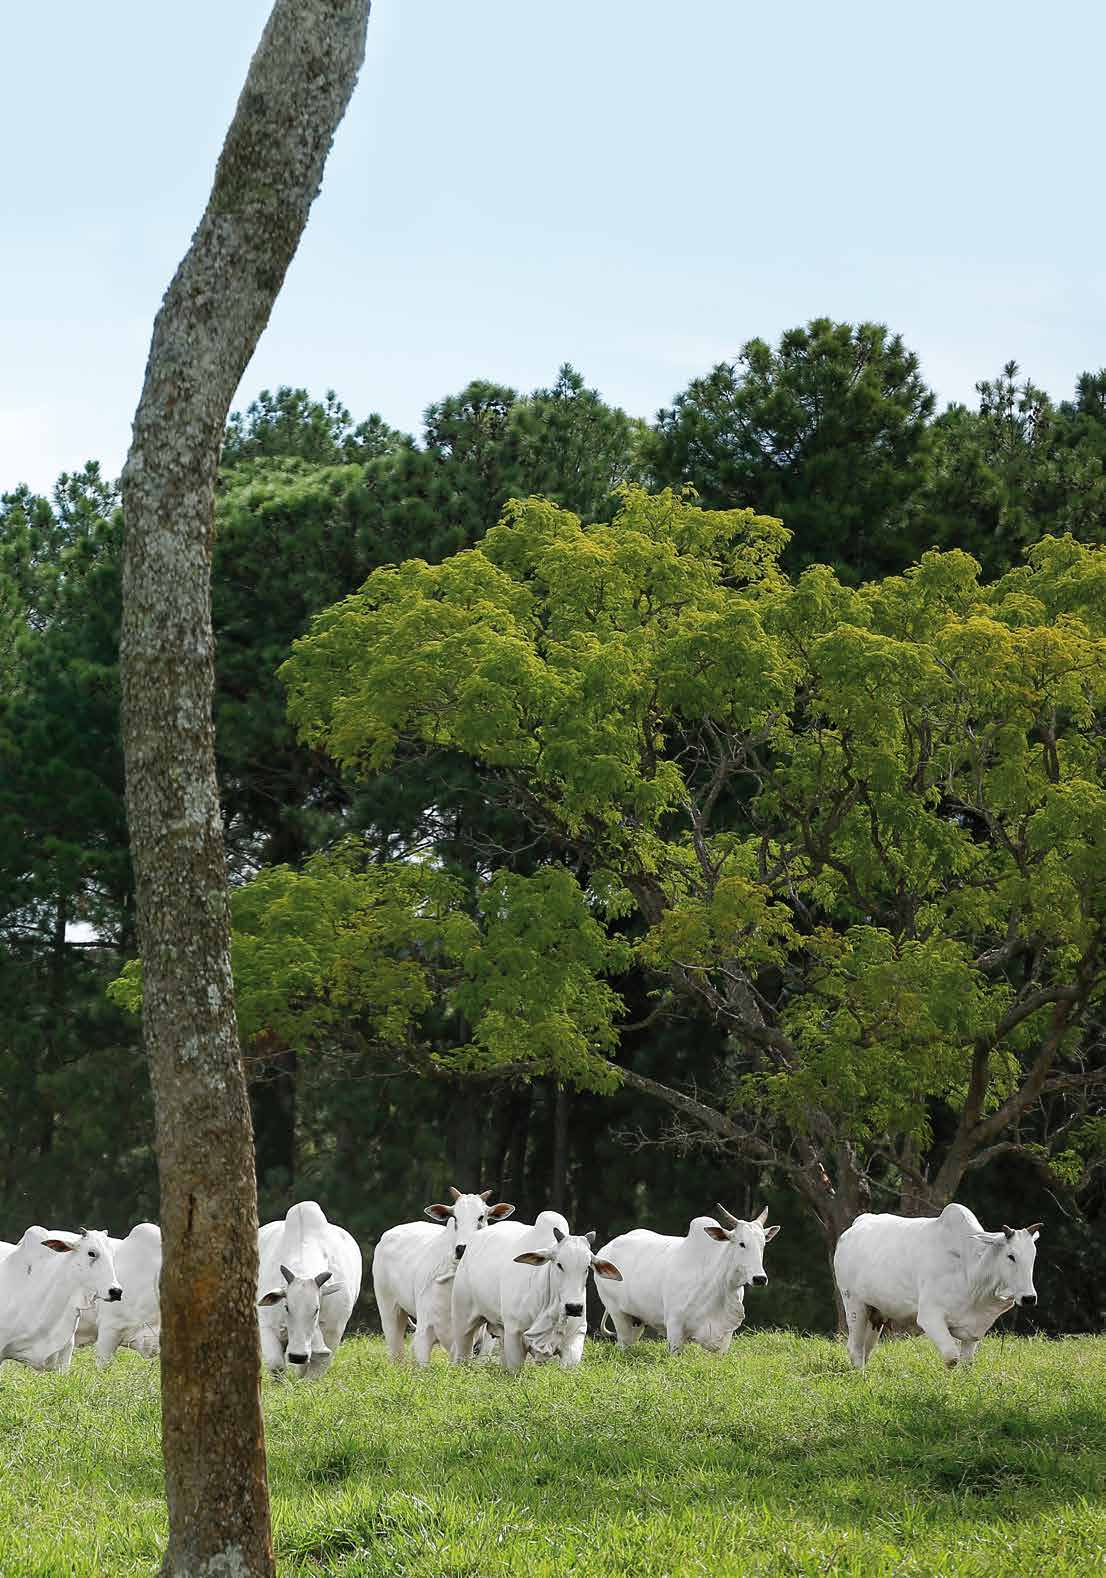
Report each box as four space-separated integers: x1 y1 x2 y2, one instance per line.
3 0 1104 498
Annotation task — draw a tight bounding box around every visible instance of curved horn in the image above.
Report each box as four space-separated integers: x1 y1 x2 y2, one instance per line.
1002 1224 1015 1240
754 1206 768 1227
480 1189 494 1201
1025 1222 1043 1235
715 1203 739 1230
79 1226 92 1237
552 1226 565 1243
448 1186 462 1202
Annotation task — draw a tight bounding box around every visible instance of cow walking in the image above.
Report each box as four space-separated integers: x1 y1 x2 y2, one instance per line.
451 1210 622 1372
0 1227 122 1372
257 1201 362 1378
834 1203 1041 1370
372 1186 514 1365
595 1205 779 1354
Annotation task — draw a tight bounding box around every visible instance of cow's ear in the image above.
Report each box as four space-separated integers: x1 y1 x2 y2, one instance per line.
592 1258 622 1281
314 1270 332 1289
763 1224 780 1243
514 1250 552 1266
258 1290 285 1307
40 1238 76 1254
487 1202 515 1222
704 1224 731 1242
424 1204 454 1225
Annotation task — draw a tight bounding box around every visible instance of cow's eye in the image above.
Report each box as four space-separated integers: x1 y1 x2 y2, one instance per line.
88 1250 97 1260
740 1241 746 1249
556 1263 563 1272
1007 1253 1016 1262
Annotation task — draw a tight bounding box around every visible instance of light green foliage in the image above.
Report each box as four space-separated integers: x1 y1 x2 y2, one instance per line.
282 488 1106 1201
2 1336 1106 1576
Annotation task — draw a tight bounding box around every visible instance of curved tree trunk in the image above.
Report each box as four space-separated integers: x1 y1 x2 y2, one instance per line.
119 5 370 1574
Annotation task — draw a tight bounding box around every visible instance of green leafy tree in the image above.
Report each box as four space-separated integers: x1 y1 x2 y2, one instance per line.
281 488 1106 1262
649 319 936 580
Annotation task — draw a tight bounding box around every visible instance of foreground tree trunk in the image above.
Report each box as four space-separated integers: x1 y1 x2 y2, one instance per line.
119 4 370 1574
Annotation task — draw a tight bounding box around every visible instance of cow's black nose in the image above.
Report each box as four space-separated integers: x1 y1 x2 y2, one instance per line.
565 1302 584 1317
108 1287 123 1302
287 1351 308 1364
1020 1294 1037 1307
455 1244 466 1260
752 1275 768 1287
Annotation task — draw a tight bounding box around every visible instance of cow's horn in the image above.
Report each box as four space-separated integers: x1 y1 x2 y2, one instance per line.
79 1226 92 1237
448 1186 462 1202
552 1226 565 1243
754 1206 769 1227
1025 1222 1043 1235
280 1263 295 1284
1001 1224 1015 1239
480 1189 494 1201
715 1203 739 1229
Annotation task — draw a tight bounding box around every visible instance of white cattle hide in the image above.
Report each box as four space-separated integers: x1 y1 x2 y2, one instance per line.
74 1223 162 1366
257 1201 362 1378
596 1205 779 1354
834 1203 1041 1369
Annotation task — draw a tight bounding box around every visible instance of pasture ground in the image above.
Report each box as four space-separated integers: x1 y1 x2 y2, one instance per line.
1 1332 1104 1576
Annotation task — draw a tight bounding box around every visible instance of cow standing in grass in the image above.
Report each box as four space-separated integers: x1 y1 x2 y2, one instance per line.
373 1186 515 1365
834 1203 1041 1370
0 1227 122 1371
595 1205 780 1354
257 1201 361 1379
451 1209 622 1372
74 1222 163 1366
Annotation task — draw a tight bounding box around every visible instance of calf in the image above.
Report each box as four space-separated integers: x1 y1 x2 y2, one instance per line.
596 1205 779 1354
834 1203 1041 1369
258 1201 362 1379
373 1186 514 1365
0 1227 122 1371
451 1210 622 1372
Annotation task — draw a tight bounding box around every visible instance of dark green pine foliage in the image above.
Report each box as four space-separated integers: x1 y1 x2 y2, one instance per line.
649 318 936 581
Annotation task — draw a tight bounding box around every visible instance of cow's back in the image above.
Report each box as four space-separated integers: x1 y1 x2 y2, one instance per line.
453 1219 533 1324
372 1221 439 1316
834 1212 942 1319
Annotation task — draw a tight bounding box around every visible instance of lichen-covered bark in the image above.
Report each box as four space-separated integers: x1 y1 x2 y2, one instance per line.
119 5 370 1575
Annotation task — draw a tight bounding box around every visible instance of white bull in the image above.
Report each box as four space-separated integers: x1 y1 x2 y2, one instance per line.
0 1227 122 1371
258 1201 362 1378
595 1205 780 1354
451 1209 622 1372
74 1223 162 1366
372 1186 515 1365
834 1203 1041 1370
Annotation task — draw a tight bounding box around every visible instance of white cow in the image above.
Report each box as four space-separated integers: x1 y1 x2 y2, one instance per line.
372 1186 515 1364
595 1204 780 1354
74 1223 162 1366
257 1201 362 1378
451 1209 622 1372
0 1241 14 1262
0 1227 122 1371
834 1203 1041 1370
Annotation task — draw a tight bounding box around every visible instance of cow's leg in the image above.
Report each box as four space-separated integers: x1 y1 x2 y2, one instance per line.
95 1322 122 1369
450 1309 484 1365
917 1304 961 1369
379 1300 410 1364
665 1320 687 1354
501 1325 527 1373
260 1323 287 1377
559 1325 586 1370
411 1316 438 1367
607 1309 643 1349
841 1294 875 1370
957 1337 981 1367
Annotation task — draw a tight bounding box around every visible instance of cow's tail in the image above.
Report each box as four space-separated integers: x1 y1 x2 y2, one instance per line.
599 1307 615 1340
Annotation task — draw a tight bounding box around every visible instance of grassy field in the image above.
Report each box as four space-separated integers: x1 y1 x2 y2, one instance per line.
1 1333 1104 1576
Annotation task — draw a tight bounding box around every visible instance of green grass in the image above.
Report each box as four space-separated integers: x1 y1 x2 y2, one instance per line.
2 1333 1105 1575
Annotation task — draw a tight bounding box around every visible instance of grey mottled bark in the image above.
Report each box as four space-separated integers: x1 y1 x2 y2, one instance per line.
119 4 370 1575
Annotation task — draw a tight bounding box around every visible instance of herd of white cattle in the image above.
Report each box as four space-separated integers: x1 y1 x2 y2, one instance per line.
0 1192 1042 1379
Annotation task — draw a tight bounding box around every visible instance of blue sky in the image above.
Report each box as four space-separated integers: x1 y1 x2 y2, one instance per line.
3 0 1104 495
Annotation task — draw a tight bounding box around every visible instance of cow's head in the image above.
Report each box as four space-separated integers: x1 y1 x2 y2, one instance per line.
514 1227 622 1319
425 1186 515 1262
704 1205 781 1287
258 1264 343 1366
975 1222 1041 1306
40 1228 122 1305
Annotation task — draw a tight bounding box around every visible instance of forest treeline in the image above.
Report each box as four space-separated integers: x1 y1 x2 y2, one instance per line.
4 320 1106 1333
